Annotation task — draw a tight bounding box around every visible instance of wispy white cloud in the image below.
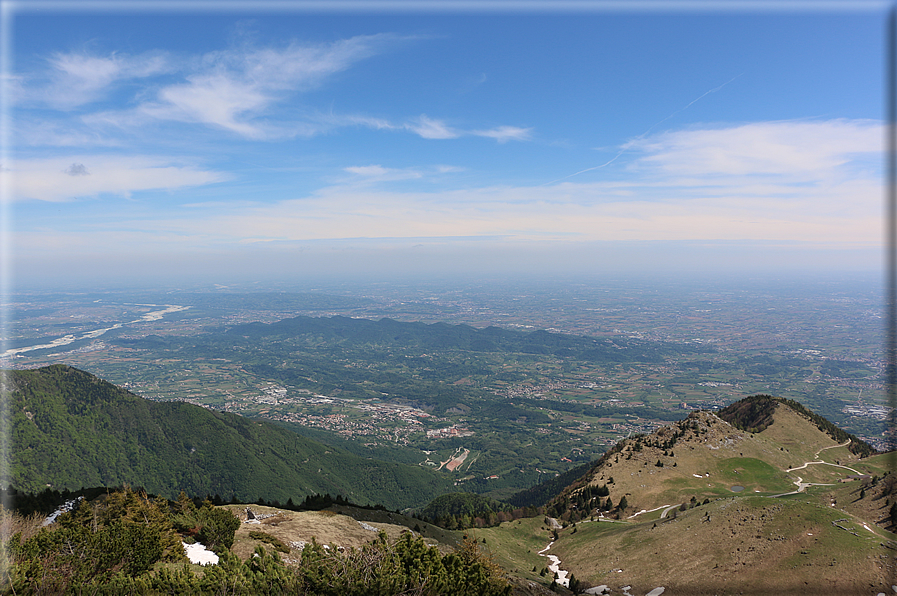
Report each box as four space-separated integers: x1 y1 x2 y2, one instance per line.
14 118 126 148
11 119 877 250
336 113 531 143
21 37 531 147
134 34 402 139
343 164 423 182
344 165 392 177
10 156 227 202
341 114 396 131
142 73 271 138
402 116 531 142
342 163 462 183
39 51 169 109
404 115 459 139
94 118 875 249
472 125 532 143
626 118 881 178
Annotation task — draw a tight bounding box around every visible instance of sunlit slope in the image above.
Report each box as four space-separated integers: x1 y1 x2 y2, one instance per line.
549 397 877 515
8 365 451 509
568 411 796 512
221 503 461 559
479 397 891 594
550 495 894 596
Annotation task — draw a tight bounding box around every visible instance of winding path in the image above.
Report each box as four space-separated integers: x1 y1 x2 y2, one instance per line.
773 440 860 497
659 505 680 519
628 504 673 520
785 460 860 474
814 439 851 460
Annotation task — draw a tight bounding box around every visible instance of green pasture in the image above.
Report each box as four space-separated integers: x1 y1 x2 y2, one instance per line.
472 517 554 583
712 457 794 492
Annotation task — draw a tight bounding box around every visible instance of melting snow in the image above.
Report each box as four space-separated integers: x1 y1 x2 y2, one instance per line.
183 542 218 566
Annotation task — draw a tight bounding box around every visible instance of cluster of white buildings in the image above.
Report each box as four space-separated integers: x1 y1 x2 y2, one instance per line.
426 425 474 438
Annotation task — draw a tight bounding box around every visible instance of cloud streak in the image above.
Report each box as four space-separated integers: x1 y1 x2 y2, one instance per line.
627 118 881 178
544 75 744 185
133 34 401 139
38 51 169 109
120 119 880 246
11 117 881 283
350 114 531 142
11 156 227 202
21 37 531 146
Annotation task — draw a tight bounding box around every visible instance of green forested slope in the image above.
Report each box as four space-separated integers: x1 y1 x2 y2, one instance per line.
7 365 451 509
221 315 687 363
417 492 514 525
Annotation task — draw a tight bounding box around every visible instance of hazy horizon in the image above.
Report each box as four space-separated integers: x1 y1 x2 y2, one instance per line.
3 3 887 292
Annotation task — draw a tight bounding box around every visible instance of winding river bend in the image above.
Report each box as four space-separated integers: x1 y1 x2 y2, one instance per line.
1 304 190 359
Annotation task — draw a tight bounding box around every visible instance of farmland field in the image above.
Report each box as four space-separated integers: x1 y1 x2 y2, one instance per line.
2 274 887 500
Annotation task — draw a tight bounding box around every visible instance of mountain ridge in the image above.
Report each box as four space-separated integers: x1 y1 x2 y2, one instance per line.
7 364 451 509
545 397 878 522
521 396 894 595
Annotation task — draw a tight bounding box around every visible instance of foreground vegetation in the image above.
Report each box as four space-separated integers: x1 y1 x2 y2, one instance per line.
2 487 511 595
6 380 893 594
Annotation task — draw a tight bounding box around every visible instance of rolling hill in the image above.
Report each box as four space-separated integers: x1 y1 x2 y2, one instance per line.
7 365 452 509
7 364 895 594
509 396 896 595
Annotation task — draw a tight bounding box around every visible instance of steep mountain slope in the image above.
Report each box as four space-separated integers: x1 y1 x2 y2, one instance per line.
718 393 875 458
7 365 451 509
550 494 893 595
548 398 877 519
513 396 893 594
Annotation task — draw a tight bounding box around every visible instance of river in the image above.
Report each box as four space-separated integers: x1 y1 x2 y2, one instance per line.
1 304 190 358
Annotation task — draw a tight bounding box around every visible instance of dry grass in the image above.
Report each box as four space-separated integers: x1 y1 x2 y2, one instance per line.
517 408 897 594
754 405 841 464
222 504 433 562
0 509 45 544
549 495 895 595
577 409 869 516
583 412 795 511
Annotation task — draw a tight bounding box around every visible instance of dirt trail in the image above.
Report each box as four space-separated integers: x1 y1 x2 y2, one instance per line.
814 439 851 460
659 505 680 519
785 460 860 474
773 445 859 497
628 504 672 520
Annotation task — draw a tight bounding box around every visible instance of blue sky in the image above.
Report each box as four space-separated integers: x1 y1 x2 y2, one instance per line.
4 3 888 288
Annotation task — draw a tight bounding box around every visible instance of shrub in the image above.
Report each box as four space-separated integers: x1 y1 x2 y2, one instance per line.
249 530 290 553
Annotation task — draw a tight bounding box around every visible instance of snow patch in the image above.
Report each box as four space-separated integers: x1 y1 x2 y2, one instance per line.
183 542 219 566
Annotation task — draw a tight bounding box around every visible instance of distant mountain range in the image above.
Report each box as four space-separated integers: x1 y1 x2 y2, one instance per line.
220 314 701 362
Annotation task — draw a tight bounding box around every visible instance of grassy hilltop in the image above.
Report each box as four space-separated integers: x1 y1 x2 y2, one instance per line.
485 396 895 595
